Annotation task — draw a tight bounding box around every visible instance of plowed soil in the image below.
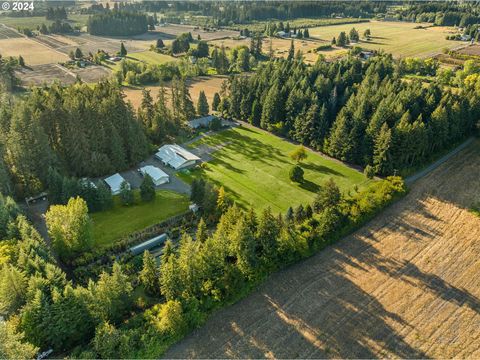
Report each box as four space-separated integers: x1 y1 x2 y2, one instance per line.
165 140 480 359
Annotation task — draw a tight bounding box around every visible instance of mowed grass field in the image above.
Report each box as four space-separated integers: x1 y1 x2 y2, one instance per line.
91 190 189 248
310 20 458 58
181 125 371 212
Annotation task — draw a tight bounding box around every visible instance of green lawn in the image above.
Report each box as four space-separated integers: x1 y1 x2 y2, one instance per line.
180 126 372 212
91 190 189 248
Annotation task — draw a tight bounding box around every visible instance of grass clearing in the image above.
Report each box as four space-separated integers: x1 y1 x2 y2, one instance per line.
181 125 371 212
0 14 89 29
127 50 177 65
310 20 459 58
91 190 189 248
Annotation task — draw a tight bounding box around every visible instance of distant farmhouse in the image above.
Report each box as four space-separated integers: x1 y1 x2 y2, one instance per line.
155 144 200 170
104 173 129 195
138 165 169 186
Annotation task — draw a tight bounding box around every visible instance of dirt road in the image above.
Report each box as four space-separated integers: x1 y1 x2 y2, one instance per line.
165 140 480 359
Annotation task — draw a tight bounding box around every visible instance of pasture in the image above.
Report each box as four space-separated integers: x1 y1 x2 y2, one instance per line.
91 189 189 248
127 50 177 65
181 125 371 212
165 141 480 359
310 21 459 58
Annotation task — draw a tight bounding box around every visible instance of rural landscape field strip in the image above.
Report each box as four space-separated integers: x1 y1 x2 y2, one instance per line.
165 141 480 359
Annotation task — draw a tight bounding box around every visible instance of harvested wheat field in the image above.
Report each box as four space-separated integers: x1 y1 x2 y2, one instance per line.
165 140 480 359
0 37 68 65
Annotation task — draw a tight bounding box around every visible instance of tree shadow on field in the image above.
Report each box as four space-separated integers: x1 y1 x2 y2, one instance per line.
299 179 321 193
302 162 344 177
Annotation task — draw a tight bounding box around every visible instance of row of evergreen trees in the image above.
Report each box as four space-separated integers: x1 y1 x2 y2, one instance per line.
0 81 149 196
222 53 479 176
87 10 148 36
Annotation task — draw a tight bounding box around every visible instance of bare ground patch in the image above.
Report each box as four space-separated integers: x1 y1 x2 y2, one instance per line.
165 140 480 359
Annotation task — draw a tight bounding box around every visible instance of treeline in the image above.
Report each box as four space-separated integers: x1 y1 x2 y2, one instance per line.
0 207 136 357
393 2 480 26
87 11 148 36
45 7 67 21
222 53 479 176
0 174 405 358
0 81 149 196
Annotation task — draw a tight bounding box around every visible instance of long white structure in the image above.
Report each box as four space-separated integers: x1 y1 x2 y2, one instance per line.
104 173 129 195
155 144 200 170
139 165 169 186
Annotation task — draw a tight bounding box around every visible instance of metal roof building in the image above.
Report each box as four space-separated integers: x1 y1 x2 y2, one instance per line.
104 173 129 195
139 165 169 186
155 144 200 170
187 115 217 129
129 233 168 256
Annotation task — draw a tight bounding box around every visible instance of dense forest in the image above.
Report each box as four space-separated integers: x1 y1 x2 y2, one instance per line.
87 11 148 36
0 81 149 196
221 53 479 176
392 2 480 26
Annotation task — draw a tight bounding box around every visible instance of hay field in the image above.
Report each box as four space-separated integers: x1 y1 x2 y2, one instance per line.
310 21 459 58
165 140 480 358
122 75 226 109
0 37 68 65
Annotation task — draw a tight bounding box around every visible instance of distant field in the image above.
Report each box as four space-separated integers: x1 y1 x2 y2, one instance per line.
123 75 226 109
0 14 89 29
310 21 459 58
127 50 177 65
0 37 68 65
91 190 189 248
226 17 369 32
181 125 371 212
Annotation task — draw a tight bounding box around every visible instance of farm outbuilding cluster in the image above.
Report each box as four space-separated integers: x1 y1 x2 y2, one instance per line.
155 144 200 170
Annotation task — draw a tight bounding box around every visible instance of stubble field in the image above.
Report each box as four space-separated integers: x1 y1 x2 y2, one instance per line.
165 140 480 358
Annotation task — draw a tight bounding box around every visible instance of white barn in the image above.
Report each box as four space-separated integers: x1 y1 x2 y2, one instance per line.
139 165 169 186
104 173 129 195
155 144 200 170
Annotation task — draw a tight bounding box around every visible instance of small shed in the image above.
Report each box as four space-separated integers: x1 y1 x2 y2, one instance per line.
104 173 129 195
129 233 168 256
139 165 169 186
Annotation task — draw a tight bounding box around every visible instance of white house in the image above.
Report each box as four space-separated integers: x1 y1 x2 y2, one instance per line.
155 144 200 170
139 165 169 186
104 173 129 195
277 30 288 37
